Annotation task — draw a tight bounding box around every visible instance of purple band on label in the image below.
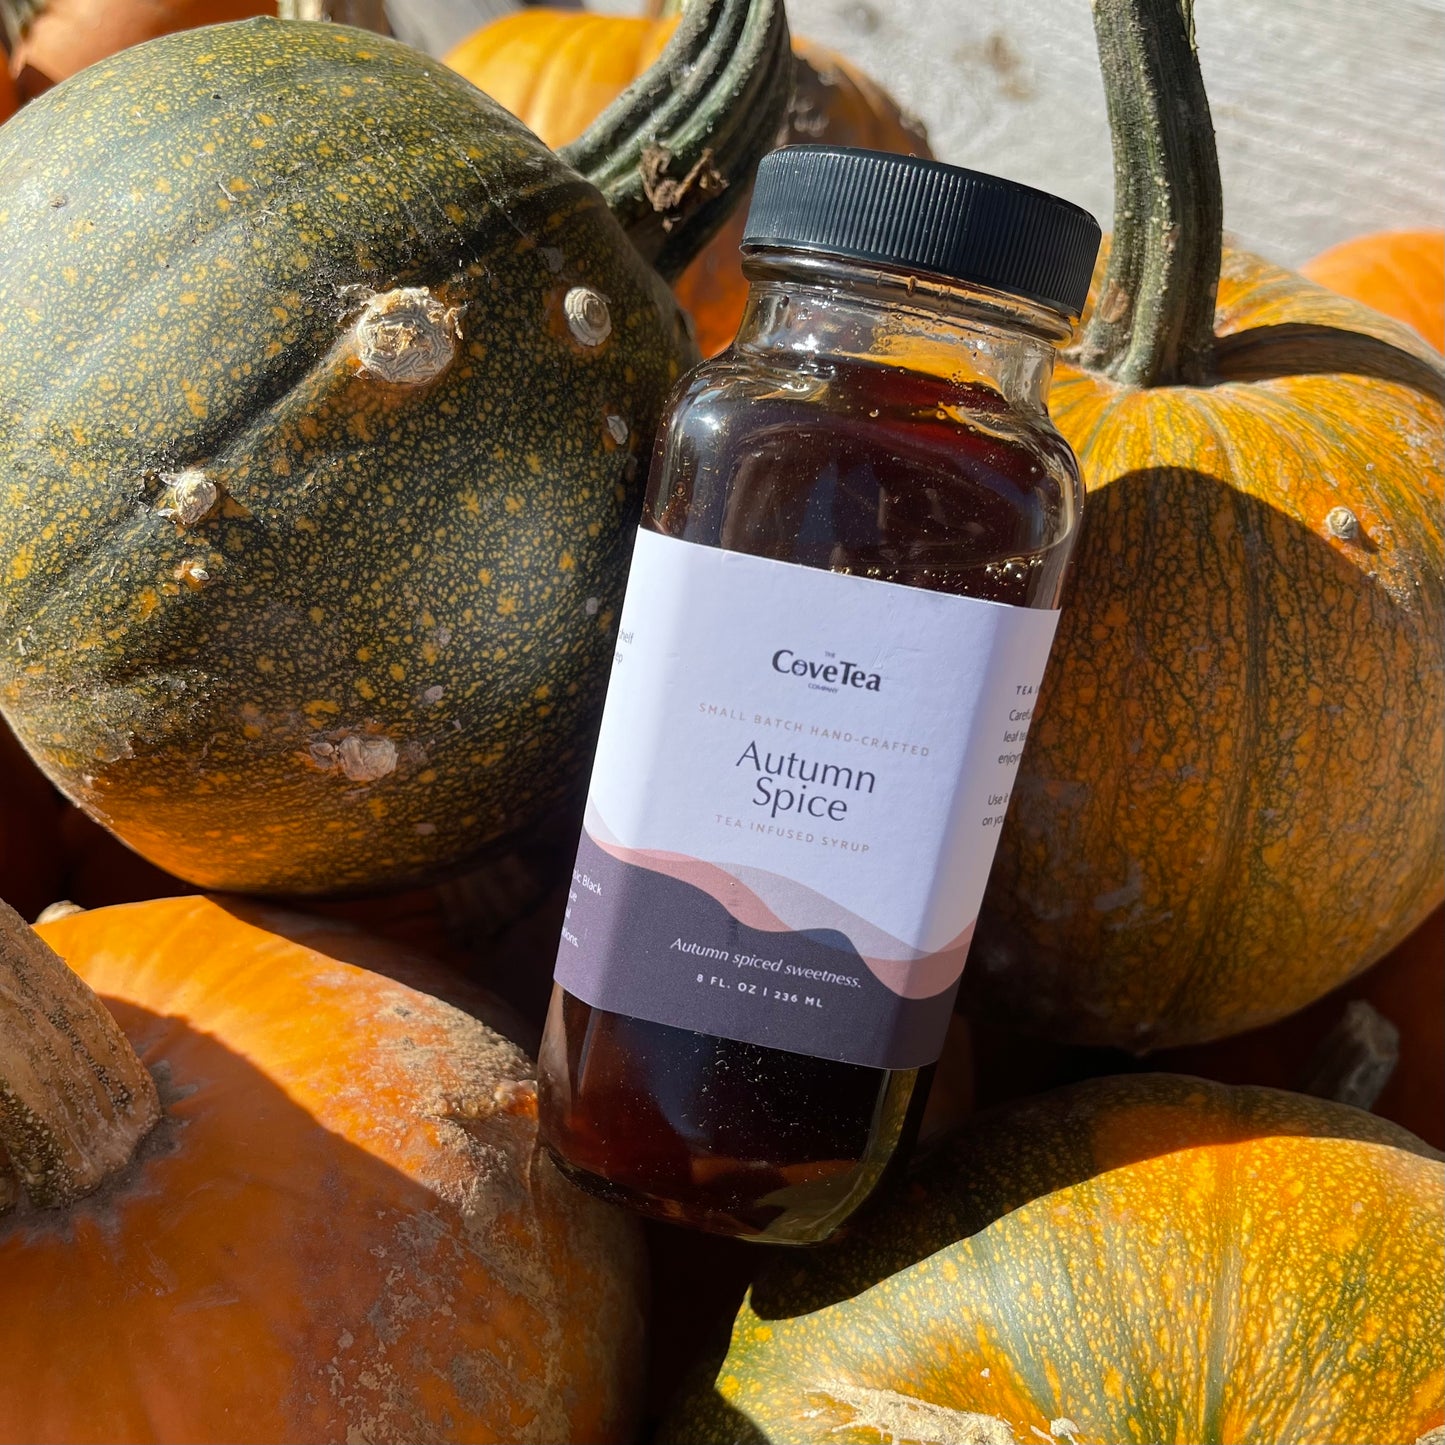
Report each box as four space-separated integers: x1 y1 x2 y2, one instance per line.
554 828 959 1070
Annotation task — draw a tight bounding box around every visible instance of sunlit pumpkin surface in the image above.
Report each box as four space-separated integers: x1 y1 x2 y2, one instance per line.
977 249 1445 1049
0 896 645 1445
670 1074 1444 1445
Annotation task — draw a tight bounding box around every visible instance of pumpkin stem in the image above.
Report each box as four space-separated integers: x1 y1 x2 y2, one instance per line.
1076 0 1222 386
562 0 792 284
0 899 159 1212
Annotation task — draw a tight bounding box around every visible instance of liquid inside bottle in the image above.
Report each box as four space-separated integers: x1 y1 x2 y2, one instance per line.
538 148 1098 1244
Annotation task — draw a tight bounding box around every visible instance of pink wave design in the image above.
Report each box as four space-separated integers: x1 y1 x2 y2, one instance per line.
584 806 973 1000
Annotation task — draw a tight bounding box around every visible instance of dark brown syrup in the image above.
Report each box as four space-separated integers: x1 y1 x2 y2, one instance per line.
539 349 1078 1242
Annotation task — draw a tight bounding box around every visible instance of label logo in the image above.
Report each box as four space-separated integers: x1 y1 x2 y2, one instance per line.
771 648 882 693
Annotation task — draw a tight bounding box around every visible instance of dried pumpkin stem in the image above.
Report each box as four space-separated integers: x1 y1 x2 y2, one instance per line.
563 0 792 283
0 899 159 1211
1077 0 1222 386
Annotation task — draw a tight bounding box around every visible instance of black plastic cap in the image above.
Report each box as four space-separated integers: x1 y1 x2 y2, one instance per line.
742 146 1102 318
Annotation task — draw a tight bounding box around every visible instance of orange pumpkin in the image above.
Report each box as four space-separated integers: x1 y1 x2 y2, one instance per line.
1302 229 1445 352
971 0 1445 1049
445 10 681 158
4 0 277 100
0 895 645 1443
445 10 930 355
667 1073 1445 1444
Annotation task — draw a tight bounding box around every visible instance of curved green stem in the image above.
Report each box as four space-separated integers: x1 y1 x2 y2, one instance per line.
563 0 792 284
1077 0 1222 387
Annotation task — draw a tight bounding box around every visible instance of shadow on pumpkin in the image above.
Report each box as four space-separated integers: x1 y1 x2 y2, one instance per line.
1213 321 1445 399
969 455 1442 1053
1154 904 1445 1149
207 892 544 1052
961 907 1444 1153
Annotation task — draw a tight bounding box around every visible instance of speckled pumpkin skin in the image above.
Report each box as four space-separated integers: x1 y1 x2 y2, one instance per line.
0 18 693 894
669 1074 1445 1445
972 250 1445 1049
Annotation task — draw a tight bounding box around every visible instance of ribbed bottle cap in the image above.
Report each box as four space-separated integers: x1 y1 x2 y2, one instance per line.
742 146 1101 317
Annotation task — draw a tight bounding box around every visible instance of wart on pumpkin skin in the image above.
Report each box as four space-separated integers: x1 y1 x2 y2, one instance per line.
491 1078 538 1120
351 286 464 386
155 469 220 527
1326 505 1361 542
564 286 611 347
309 733 398 783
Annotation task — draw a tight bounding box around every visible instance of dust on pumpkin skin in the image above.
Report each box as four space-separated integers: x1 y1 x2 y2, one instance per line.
1 896 646 1445
0 19 694 897
672 1075 1444 1445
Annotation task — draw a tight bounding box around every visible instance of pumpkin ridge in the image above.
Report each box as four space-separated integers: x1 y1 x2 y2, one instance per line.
1106 401 1262 1048
1198 1117 1247 1442
170 267 472 489
1207 408 1272 1034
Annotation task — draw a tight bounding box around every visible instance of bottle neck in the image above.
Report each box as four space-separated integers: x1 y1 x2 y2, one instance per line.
734 248 1072 415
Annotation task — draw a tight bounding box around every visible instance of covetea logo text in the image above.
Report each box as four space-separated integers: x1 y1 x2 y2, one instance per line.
771 648 882 693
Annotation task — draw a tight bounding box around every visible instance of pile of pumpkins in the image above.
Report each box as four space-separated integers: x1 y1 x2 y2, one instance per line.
1 1 1441 1442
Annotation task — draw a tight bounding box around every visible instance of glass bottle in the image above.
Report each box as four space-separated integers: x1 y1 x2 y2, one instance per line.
538 146 1100 1243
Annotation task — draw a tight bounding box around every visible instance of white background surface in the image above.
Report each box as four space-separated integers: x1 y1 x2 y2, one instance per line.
481 0 1445 269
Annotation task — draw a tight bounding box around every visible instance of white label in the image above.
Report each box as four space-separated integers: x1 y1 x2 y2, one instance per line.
554 528 1060 1068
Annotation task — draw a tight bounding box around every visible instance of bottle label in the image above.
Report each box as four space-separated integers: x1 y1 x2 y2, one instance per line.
554 529 1060 1070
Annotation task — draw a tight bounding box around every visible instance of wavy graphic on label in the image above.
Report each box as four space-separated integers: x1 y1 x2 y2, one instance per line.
584 804 973 999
